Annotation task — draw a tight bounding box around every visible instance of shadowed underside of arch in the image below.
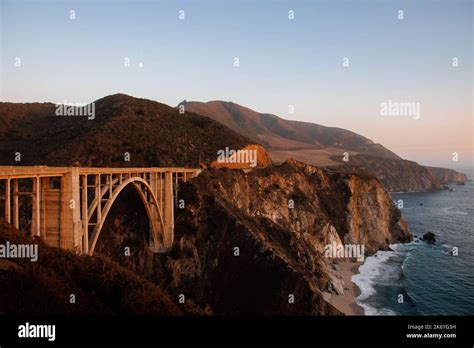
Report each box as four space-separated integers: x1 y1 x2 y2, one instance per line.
88 177 166 255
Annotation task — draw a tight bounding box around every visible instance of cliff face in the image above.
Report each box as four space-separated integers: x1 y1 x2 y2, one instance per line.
330 154 452 192
142 159 411 315
210 144 273 169
426 166 468 184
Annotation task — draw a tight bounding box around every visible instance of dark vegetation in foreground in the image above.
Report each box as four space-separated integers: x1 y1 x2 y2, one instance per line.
0 220 204 315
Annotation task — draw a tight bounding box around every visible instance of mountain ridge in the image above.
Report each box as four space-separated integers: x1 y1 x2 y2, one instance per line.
0 94 254 167
181 100 467 191
181 100 400 159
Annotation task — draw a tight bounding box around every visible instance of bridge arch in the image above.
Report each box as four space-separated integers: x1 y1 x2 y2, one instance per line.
88 177 166 255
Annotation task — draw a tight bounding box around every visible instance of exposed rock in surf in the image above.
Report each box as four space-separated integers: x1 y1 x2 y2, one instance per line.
422 232 436 243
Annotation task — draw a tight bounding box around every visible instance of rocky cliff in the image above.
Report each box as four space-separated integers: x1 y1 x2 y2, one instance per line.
210 144 273 169
117 159 411 315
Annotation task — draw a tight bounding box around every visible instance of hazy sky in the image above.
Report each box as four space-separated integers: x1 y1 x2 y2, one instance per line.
1 0 472 170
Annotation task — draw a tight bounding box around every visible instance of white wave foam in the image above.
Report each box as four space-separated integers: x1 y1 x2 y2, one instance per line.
390 243 403 250
352 247 404 316
356 302 396 316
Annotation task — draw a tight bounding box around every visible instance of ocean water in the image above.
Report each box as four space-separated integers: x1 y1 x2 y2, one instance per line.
352 181 474 315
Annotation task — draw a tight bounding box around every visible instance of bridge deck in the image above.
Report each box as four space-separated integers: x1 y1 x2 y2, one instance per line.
0 166 201 179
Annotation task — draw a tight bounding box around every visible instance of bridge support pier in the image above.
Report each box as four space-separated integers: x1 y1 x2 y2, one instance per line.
81 175 89 254
4 179 10 224
164 171 174 250
31 177 41 237
12 179 19 229
60 168 82 252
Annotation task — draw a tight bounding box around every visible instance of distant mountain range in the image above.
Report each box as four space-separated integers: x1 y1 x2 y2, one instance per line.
182 100 467 191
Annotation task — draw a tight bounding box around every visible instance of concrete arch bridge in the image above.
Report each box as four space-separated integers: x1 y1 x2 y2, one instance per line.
0 166 201 255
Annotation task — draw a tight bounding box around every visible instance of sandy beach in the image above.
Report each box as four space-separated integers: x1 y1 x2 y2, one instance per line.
322 261 364 315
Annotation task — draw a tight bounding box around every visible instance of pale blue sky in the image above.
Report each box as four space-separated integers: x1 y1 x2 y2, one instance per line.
1 0 472 170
